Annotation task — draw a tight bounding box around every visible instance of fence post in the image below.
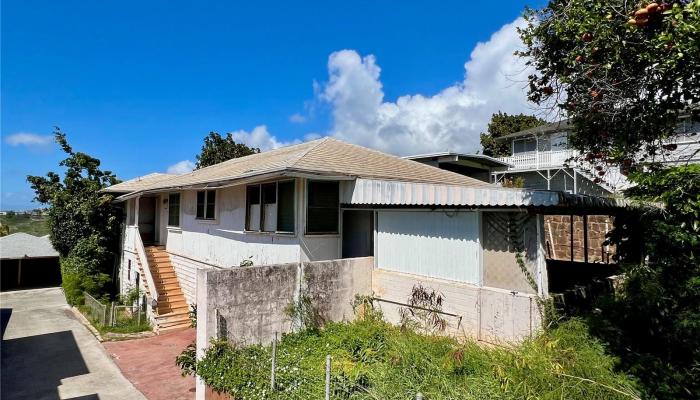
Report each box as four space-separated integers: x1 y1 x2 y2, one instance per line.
102 302 107 326
270 332 277 391
325 355 331 400
416 392 424 400
111 302 116 327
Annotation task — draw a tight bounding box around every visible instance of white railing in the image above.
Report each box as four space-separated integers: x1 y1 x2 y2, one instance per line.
498 149 577 171
129 226 158 305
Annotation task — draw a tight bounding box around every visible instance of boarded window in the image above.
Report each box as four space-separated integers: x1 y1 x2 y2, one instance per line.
168 193 180 227
246 180 295 233
306 180 339 234
196 190 216 220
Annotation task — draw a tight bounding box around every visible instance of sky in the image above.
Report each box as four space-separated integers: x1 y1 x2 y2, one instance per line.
1 0 544 210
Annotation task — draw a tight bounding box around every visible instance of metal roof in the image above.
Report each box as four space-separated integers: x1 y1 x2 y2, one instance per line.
0 233 59 260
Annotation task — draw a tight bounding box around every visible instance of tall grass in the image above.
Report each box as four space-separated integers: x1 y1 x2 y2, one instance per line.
196 318 640 399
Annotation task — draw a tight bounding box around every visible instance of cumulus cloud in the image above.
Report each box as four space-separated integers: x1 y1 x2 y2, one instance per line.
322 17 533 155
289 113 306 123
167 160 195 174
230 125 299 151
5 132 53 147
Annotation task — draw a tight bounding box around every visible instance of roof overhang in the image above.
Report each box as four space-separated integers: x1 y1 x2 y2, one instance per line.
404 152 511 169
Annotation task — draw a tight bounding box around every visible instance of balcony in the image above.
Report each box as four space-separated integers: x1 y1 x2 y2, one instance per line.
497 150 577 171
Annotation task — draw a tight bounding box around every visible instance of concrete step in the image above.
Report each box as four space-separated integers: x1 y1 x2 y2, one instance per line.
157 322 191 334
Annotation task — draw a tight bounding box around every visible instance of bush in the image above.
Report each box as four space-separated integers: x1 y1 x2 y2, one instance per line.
195 319 640 399
60 235 112 305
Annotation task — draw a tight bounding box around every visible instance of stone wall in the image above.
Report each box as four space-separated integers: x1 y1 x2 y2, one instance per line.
543 215 615 263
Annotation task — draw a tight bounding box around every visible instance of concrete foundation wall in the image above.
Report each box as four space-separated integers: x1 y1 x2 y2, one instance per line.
372 268 541 344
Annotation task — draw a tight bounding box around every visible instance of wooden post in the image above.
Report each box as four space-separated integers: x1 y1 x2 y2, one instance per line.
569 214 574 262
270 332 277 390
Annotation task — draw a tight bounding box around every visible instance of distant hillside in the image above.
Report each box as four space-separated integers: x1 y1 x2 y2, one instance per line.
0 214 50 237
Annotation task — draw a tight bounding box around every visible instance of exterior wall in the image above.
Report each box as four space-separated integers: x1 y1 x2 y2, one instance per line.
544 215 615 263
169 253 215 305
371 268 542 344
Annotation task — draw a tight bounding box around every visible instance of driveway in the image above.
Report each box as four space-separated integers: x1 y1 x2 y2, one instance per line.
0 287 146 400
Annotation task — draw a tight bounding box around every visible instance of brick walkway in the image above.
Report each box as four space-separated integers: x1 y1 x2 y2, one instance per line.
103 328 196 400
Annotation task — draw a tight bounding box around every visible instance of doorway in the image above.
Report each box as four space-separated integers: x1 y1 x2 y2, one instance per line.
342 210 374 258
138 197 157 244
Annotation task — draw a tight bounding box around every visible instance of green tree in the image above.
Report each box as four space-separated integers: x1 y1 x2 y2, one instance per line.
27 128 122 304
518 0 700 164
195 132 260 169
480 112 546 157
0 224 9 237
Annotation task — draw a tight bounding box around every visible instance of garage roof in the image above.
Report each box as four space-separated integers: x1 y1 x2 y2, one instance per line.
0 233 59 260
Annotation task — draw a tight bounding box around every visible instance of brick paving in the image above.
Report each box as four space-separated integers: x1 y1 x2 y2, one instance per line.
103 328 196 400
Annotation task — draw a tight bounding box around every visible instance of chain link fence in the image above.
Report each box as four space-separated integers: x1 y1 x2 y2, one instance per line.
81 292 149 332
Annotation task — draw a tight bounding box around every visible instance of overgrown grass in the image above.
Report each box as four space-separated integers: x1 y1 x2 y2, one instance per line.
196 318 640 399
0 214 50 236
77 305 151 335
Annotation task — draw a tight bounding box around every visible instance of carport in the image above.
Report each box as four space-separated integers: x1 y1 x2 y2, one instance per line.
0 233 60 291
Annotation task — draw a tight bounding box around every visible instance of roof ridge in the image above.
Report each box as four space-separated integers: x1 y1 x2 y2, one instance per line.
287 136 332 168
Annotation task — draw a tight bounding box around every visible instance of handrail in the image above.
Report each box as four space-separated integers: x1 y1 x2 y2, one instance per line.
498 149 577 171
132 226 159 305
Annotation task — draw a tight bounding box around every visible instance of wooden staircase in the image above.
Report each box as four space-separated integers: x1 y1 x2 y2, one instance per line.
140 245 191 333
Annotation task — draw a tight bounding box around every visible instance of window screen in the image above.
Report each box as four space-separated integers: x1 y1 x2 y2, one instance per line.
513 138 537 154
262 183 277 232
246 181 295 233
277 181 295 233
246 185 261 231
168 193 180 227
306 180 339 234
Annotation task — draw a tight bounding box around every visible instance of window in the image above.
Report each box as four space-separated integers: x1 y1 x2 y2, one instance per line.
127 199 135 225
127 260 131 280
196 190 216 220
512 137 537 154
306 180 339 234
246 180 295 233
168 193 180 227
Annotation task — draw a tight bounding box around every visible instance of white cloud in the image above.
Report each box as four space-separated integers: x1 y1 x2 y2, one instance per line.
321 17 533 155
5 132 53 147
167 160 195 174
289 113 306 123
229 125 298 151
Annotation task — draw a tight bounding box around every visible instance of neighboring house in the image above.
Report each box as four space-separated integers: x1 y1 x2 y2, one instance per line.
403 152 511 183
490 117 700 195
104 137 624 339
0 233 60 291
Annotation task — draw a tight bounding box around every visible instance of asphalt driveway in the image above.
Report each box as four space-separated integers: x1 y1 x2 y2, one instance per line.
0 287 146 400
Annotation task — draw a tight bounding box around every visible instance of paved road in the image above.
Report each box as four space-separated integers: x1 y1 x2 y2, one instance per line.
1 287 146 400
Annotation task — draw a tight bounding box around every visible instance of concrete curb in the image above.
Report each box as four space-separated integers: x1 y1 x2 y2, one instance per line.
70 306 104 341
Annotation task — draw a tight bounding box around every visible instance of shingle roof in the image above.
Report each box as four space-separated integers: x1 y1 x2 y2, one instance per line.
0 233 59 259
110 137 490 196
102 173 178 193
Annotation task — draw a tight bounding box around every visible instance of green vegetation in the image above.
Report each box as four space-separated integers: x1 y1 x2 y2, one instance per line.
194 318 639 399
479 112 546 158
195 131 260 169
0 213 50 237
27 129 122 305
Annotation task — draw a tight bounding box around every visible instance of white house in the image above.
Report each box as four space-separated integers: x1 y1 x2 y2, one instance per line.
105 137 624 335
491 117 700 195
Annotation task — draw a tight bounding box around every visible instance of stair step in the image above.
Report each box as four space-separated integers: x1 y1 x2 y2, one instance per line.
156 311 190 323
158 322 191 334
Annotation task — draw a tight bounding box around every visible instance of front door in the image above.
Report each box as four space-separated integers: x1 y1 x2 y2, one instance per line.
138 197 157 244
342 210 374 258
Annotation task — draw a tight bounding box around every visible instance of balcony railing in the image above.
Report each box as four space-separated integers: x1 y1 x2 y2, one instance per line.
498 150 577 171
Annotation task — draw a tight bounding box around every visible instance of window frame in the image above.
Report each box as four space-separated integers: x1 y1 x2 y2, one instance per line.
245 179 296 234
167 192 181 227
305 180 340 235
195 190 217 221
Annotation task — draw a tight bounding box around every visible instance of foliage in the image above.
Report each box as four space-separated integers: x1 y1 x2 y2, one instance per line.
119 285 141 306
501 176 526 188
480 112 546 157
195 318 640 399
587 164 700 399
0 224 9 237
195 132 260 169
518 0 700 163
239 256 254 267
27 129 122 303
284 294 325 332
189 303 197 328
0 213 50 236
176 341 198 377
398 284 448 334
352 294 384 323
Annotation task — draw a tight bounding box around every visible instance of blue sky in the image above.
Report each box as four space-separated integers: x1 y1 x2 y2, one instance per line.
1 0 543 210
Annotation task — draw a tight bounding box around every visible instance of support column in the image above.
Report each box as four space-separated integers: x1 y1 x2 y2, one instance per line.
134 196 140 227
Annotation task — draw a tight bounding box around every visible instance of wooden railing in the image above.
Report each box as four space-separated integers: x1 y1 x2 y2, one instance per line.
129 226 158 305
498 149 577 171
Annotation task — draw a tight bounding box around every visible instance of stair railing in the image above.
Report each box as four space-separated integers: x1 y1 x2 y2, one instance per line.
132 226 159 307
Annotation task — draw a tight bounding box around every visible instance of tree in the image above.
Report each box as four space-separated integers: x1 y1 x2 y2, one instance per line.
518 0 700 164
27 128 122 304
480 112 546 157
195 132 260 169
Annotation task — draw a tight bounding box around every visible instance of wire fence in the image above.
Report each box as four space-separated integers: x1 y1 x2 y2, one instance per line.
82 292 148 331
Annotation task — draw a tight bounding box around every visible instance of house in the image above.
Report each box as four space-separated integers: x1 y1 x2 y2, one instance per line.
403 152 511 183
490 117 700 195
105 137 626 340
0 233 60 291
